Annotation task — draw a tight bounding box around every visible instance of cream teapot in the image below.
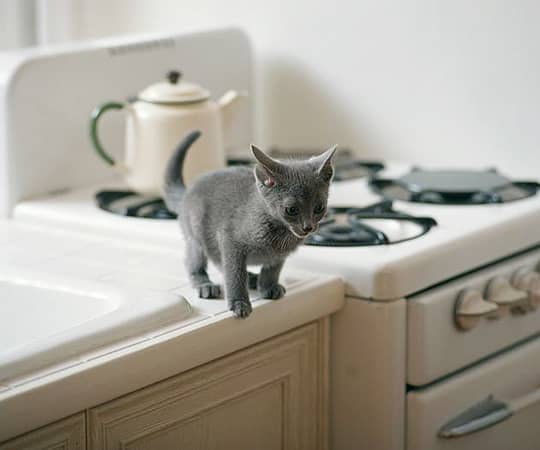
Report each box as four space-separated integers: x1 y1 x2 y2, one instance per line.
90 70 243 194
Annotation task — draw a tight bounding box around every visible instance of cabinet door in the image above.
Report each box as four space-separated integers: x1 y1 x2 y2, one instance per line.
0 413 85 450
89 320 328 450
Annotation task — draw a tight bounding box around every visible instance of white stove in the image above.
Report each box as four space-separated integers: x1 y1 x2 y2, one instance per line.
2 29 540 450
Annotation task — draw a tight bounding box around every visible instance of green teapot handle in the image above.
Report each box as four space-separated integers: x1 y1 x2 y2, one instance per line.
90 102 125 166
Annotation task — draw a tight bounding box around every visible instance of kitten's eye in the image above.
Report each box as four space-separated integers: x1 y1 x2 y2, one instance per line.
285 206 299 216
314 204 326 214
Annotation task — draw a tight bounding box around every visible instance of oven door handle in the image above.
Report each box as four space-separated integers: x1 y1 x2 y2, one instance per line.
438 387 540 438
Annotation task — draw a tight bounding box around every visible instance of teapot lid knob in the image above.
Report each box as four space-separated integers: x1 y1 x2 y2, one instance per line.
139 71 210 103
166 70 182 84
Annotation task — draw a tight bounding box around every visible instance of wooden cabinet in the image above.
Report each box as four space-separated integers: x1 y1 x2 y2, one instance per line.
88 320 329 450
0 413 85 450
1 319 328 450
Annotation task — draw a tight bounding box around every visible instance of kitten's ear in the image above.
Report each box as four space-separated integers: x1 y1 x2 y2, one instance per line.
251 145 283 174
251 144 282 187
312 145 338 182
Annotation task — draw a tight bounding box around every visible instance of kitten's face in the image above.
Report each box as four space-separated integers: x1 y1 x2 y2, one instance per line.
252 146 336 238
270 179 330 238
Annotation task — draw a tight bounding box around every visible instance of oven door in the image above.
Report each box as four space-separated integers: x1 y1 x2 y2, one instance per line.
407 335 540 450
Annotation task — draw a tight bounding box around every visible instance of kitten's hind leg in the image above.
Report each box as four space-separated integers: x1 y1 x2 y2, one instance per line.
258 260 286 300
186 239 221 299
247 271 259 290
198 282 221 299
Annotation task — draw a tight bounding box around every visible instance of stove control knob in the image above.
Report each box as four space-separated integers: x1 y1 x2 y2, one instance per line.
485 276 527 317
454 288 498 331
512 269 540 314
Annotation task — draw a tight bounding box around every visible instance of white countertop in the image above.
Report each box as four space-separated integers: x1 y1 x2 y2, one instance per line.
0 220 344 442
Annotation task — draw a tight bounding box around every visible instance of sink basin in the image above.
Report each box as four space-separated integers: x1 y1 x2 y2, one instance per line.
1 282 117 351
0 269 192 384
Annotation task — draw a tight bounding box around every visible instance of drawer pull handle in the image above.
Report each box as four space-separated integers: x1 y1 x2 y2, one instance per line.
438 387 540 438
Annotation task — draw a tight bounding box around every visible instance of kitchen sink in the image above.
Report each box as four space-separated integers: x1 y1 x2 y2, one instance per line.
0 269 192 384
1 281 117 352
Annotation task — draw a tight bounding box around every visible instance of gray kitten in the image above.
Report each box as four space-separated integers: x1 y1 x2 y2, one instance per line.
163 130 336 318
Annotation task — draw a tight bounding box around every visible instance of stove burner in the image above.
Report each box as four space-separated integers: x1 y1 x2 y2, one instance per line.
95 192 435 246
268 148 384 182
226 157 254 167
95 190 176 219
369 169 540 205
333 160 384 182
304 201 436 247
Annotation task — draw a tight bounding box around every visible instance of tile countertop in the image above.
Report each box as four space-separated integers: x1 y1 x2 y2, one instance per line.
0 220 344 442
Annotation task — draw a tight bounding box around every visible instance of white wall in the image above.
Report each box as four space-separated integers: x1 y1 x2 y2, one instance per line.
29 0 540 175
0 0 36 50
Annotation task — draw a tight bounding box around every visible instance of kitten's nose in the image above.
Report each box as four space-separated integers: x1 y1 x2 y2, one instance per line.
302 225 314 233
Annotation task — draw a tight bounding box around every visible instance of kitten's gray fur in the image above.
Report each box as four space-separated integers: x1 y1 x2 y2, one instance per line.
163 130 336 318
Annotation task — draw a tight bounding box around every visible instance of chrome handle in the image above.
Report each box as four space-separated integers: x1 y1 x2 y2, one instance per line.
438 395 511 438
439 386 540 439
454 289 498 331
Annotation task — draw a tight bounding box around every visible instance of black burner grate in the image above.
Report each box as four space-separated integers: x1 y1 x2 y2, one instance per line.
304 201 437 247
95 190 177 219
369 169 540 205
332 160 384 182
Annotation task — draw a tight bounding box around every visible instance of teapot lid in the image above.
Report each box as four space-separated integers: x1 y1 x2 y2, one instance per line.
138 70 211 104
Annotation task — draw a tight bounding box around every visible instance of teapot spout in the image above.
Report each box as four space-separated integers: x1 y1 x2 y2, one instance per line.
218 90 246 132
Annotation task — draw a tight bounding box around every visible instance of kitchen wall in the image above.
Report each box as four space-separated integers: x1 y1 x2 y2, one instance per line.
28 0 540 175
0 0 36 50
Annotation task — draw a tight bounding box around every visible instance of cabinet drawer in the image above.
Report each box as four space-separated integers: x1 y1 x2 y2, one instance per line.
0 413 85 450
407 335 540 450
407 249 540 385
89 320 328 450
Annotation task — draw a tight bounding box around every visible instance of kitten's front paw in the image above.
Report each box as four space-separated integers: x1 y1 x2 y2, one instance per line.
198 283 222 299
260 284 286 300
230 300 252 319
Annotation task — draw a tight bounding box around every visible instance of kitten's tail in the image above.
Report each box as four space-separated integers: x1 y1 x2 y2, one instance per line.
163 130 201 214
